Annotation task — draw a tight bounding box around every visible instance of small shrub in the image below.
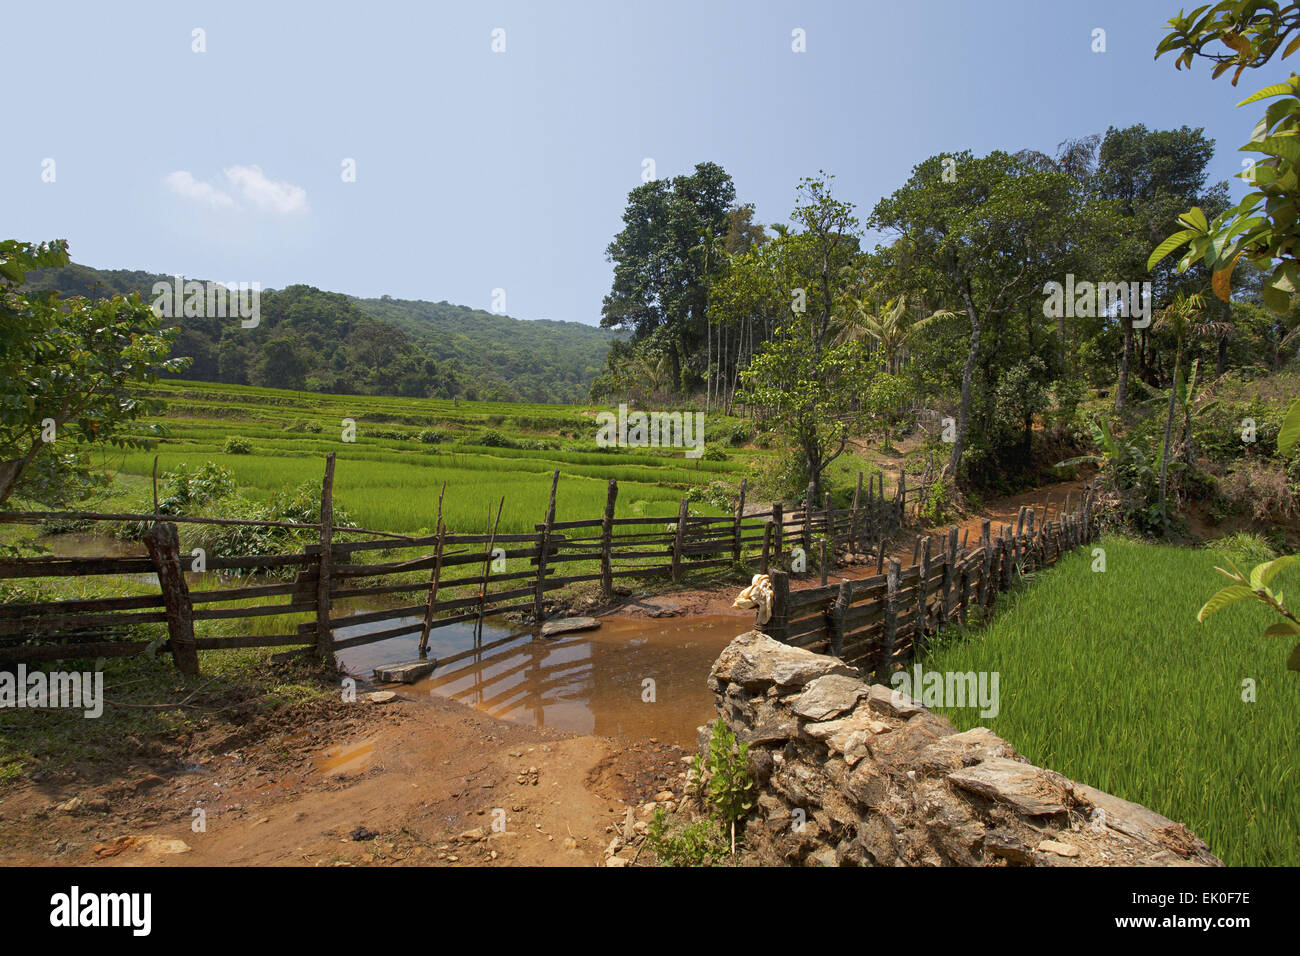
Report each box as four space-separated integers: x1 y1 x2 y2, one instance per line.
645 810 727 867
223 436 253 455
416 428 446 444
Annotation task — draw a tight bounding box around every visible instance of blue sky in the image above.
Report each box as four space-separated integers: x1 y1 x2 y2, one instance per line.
2 0 1290 326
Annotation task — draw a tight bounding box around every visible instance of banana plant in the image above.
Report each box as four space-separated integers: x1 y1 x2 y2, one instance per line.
1198 554 1300 671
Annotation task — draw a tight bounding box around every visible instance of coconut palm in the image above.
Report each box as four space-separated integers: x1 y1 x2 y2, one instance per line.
834 293 957 374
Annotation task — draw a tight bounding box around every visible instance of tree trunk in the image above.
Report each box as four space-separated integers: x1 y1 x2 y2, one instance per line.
1158 345 1181 523
1117 318 1132 409
950 290 982 479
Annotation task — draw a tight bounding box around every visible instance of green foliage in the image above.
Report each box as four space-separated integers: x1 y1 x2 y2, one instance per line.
223 436 253 455
24 264 616 405
1206 531 1278 566
1151 3 1300 313
416 428 446 444
645 809 727 867
0 239 189 505
704 719 756 835
1198 553 1300 671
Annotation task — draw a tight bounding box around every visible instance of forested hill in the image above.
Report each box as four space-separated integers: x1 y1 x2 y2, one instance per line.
350 295 617 404
23 262 616 404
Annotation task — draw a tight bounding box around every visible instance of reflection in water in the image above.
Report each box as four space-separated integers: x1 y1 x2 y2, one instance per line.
336 613 744 748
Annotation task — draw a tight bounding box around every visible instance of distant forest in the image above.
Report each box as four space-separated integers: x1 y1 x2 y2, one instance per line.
23 263 617 404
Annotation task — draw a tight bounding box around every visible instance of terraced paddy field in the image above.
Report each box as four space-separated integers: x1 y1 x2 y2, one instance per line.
108 380 786 535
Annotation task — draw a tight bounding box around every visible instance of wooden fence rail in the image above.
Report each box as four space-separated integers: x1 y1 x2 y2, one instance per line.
756 485 1099 679
0 456 950 672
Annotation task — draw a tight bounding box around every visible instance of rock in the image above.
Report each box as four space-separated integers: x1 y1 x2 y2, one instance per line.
621 808 636 842
1037 839 1081 858
366 691 397 704
946 758 1071 818
56 798 82 813
350 826 379 841
539 616 601 638
562 837 578 850
866 684 926 718
373 659 436 684
711 631 854 691
605 856 629 867
84 797 110 813
457 827 486 844
790 674 869 721
913 727 1017 775
653 790 674 802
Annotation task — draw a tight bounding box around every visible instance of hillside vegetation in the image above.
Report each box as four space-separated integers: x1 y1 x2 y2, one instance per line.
23 262 617 404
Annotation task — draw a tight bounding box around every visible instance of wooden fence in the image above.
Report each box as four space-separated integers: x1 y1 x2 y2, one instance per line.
757 483 1100 680
0 454 933 674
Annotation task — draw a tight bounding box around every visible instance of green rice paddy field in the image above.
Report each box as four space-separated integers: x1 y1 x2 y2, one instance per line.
924 536 1299 867
111 380 785 534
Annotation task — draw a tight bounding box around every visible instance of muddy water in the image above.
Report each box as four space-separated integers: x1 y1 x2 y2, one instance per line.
335 613 746 748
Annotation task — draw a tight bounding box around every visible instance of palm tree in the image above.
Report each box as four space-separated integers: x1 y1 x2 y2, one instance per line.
835 293 956 373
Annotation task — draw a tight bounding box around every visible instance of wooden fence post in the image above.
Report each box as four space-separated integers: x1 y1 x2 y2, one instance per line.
768 569 790 641
1002 524 1014 589
476 497 505 636
941 525 958 625
418 524 445 653
851 472 863 551
915 536 932 645
143 521 199 675
533 469 559 621
819 540 828 586
600 479 618 597
829 580 851 658
671 497 689 584
732 477 747 562
803 482 814 557
314 453 335 659
878 558 901 683
773 502 784 566
979 518 992 607
418 481 447 653
761 520 772 573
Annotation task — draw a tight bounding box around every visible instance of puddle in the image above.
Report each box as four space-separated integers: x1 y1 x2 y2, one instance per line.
335 612 746 748
313 739 377 777
35 533 146 558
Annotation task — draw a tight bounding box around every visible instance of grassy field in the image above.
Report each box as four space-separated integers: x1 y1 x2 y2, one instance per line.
922 536 1298 867
86 379 880 536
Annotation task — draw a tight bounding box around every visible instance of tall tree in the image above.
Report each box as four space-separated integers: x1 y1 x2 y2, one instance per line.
0 240 187 505
600 162 736 392
870 152 1079 481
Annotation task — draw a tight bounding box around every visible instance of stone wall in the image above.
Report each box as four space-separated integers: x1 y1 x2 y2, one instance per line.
701 631 1222 867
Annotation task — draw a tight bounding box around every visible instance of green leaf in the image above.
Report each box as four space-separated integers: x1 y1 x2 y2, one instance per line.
1179 206 1209 231
1148 229 1198 270
1250 554 1300 590
1197 585 1257 622
1278 399 1300 455
1288 643 1300 671
1238 82 1295 106
1263 620 1300 637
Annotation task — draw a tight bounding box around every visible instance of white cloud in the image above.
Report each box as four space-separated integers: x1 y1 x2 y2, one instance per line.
223 164 309 214
163 165 308 215
164 170 234 208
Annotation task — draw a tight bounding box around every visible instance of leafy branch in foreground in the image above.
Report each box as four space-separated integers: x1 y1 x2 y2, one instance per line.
1148 2 1300 312
1197 554 1300 671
